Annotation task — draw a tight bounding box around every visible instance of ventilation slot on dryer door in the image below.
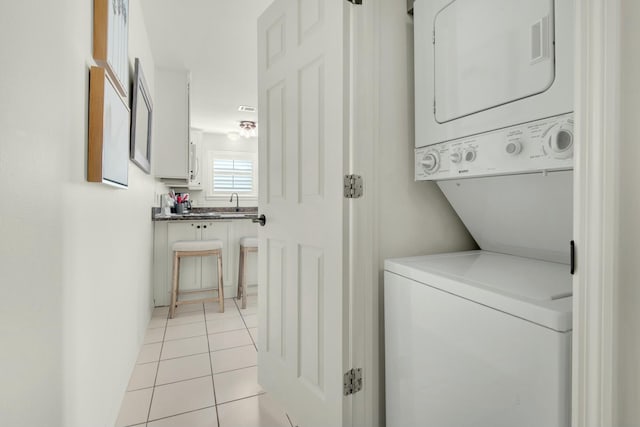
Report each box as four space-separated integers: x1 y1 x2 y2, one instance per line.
531 16 551 64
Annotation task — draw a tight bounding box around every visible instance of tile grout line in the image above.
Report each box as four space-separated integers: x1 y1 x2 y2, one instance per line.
215 391 266 407
226 298 291 426
210 343 257 353
212 360 258 376
153 373 213 389
146 404 216 425
159 324 247 344
136 300 262 426
203 302 222 427
234 298 258 351
144 304 175 424
157 350 210 363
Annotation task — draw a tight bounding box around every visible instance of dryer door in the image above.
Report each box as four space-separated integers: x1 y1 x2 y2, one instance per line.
434 0 555 123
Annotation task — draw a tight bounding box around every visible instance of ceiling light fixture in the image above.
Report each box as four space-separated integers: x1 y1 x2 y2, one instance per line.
227 132 240 141
239 120 257 138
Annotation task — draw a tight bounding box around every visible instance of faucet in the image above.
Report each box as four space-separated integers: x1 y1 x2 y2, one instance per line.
230 193 240 212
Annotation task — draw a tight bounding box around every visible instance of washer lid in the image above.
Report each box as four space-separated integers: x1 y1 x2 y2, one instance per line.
384 250 572 331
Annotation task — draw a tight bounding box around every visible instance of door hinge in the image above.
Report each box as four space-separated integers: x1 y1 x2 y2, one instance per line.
343 368 363 396
344 174 363 199
432 29 435 44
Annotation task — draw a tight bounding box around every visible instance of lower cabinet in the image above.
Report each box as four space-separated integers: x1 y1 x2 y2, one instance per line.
153 220 258 307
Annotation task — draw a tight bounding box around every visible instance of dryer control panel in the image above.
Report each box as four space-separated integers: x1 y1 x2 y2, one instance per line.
415 114 574 181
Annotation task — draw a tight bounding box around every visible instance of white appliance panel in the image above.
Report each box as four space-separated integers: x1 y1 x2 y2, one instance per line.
435 0 555 123
437 171 573 263
414 0 574 147
415 114 573 180
384 269 572 427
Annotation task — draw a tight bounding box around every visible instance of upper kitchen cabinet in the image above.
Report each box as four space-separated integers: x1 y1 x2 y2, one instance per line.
154 67 190 180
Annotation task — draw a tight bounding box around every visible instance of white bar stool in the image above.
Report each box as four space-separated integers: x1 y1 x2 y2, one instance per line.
170 239 224 318
237 237 258 309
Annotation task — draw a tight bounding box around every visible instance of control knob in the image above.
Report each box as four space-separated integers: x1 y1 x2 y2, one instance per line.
546 126 574 159
420 151 440 174
450 151 462 164
505 140 523 156
464 149 476 162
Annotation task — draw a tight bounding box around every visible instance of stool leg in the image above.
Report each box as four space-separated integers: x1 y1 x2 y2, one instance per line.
241 248 248 309
217 252 224 313
237 246 245 302
170 252 180 319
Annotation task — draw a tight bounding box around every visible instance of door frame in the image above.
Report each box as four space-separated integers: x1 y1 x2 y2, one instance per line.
348 0 380 425
572 0 620 426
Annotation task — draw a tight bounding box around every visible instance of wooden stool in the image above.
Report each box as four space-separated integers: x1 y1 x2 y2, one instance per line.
170 239 224 319
237 237 258 309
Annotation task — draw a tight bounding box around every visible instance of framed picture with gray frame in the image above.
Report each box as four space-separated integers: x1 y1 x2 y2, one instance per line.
130 58 153 174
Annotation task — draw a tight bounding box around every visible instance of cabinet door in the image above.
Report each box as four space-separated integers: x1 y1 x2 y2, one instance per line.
154 68 190 179
167 222 200 294
153 222 169 306
200 222 230 293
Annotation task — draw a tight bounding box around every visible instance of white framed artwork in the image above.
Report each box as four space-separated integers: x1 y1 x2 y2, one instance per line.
93 0 129 97
88 66 130 188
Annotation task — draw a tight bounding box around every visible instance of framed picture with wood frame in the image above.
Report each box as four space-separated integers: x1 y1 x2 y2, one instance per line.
93 0 129 97
88 66 130 188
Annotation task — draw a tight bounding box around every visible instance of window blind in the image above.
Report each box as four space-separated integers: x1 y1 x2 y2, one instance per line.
213 158 253 192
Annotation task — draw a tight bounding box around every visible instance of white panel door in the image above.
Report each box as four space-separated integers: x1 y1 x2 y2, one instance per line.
257 1 351 426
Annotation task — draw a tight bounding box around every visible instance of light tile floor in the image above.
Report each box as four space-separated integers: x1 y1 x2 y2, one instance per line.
115 296 293 427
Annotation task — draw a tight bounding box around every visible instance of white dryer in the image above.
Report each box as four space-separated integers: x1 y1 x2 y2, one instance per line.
384 251 572 427
414 0 574 147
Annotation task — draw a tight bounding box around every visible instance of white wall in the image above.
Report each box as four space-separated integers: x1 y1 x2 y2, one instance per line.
616 1 640 424
351 1 477 426
0 1 158 426
185 132 259 208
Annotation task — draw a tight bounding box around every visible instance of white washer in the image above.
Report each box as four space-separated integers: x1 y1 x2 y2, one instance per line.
384 250 572 427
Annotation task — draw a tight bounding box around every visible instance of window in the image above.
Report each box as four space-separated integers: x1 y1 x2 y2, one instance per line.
213 159 253 192
206 151 258 200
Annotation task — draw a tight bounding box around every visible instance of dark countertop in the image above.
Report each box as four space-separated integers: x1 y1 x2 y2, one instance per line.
152 207 259 222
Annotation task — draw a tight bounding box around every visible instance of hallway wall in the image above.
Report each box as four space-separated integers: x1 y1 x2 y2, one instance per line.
0 1 158 426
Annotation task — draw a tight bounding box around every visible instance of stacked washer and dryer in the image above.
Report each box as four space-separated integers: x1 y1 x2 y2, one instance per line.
385 1 575 426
